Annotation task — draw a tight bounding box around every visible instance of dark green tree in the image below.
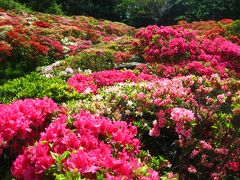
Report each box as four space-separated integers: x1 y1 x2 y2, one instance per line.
12 0 240 26
17 0 63 14
159 0 240 25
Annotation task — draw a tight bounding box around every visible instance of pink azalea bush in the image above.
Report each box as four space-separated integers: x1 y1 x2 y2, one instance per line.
11 111 159 179
67 69 158 94
133 25 240 77
67 73 98 94
0 98 59 157
92 70 136 86
136 59 239 79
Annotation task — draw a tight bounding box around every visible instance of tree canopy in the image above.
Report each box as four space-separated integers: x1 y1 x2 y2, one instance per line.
10 0 240 26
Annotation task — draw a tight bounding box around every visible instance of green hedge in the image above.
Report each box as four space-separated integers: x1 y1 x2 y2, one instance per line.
0 72 82 104
225 20 240 36
0 0 31 12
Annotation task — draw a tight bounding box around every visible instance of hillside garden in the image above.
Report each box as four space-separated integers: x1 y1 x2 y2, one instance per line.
0 5 239 180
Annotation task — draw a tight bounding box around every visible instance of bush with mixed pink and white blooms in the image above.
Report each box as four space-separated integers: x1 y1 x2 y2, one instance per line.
70 73 240 179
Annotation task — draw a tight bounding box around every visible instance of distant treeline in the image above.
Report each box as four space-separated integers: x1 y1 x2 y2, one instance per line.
6 0 240 26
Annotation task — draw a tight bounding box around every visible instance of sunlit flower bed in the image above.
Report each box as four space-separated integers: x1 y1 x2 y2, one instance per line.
0 8 239 180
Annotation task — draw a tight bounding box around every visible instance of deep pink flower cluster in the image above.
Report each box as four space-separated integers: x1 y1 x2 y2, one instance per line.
92 70 136 86
200 37 240 71
67 73 98 93
134 25 198 63
134 25 240 77
11 111 159 179
0 98 59 156
68 70 158 93
136 59 239 78
228 162 239 172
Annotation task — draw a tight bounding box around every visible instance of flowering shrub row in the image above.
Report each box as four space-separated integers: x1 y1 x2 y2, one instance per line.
67 69 158 94
0 98 59 157
11 111 159 179
135 60 238 79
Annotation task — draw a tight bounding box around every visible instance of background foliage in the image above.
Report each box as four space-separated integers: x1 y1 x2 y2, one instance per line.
6 0 239 27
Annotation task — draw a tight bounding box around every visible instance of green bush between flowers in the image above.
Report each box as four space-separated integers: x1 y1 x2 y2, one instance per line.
0 0 31 12
225 20 240 37
0 72 83 104
65 50 115 72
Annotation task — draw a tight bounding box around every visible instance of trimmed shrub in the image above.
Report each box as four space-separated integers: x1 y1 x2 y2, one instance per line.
0 72 82 104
